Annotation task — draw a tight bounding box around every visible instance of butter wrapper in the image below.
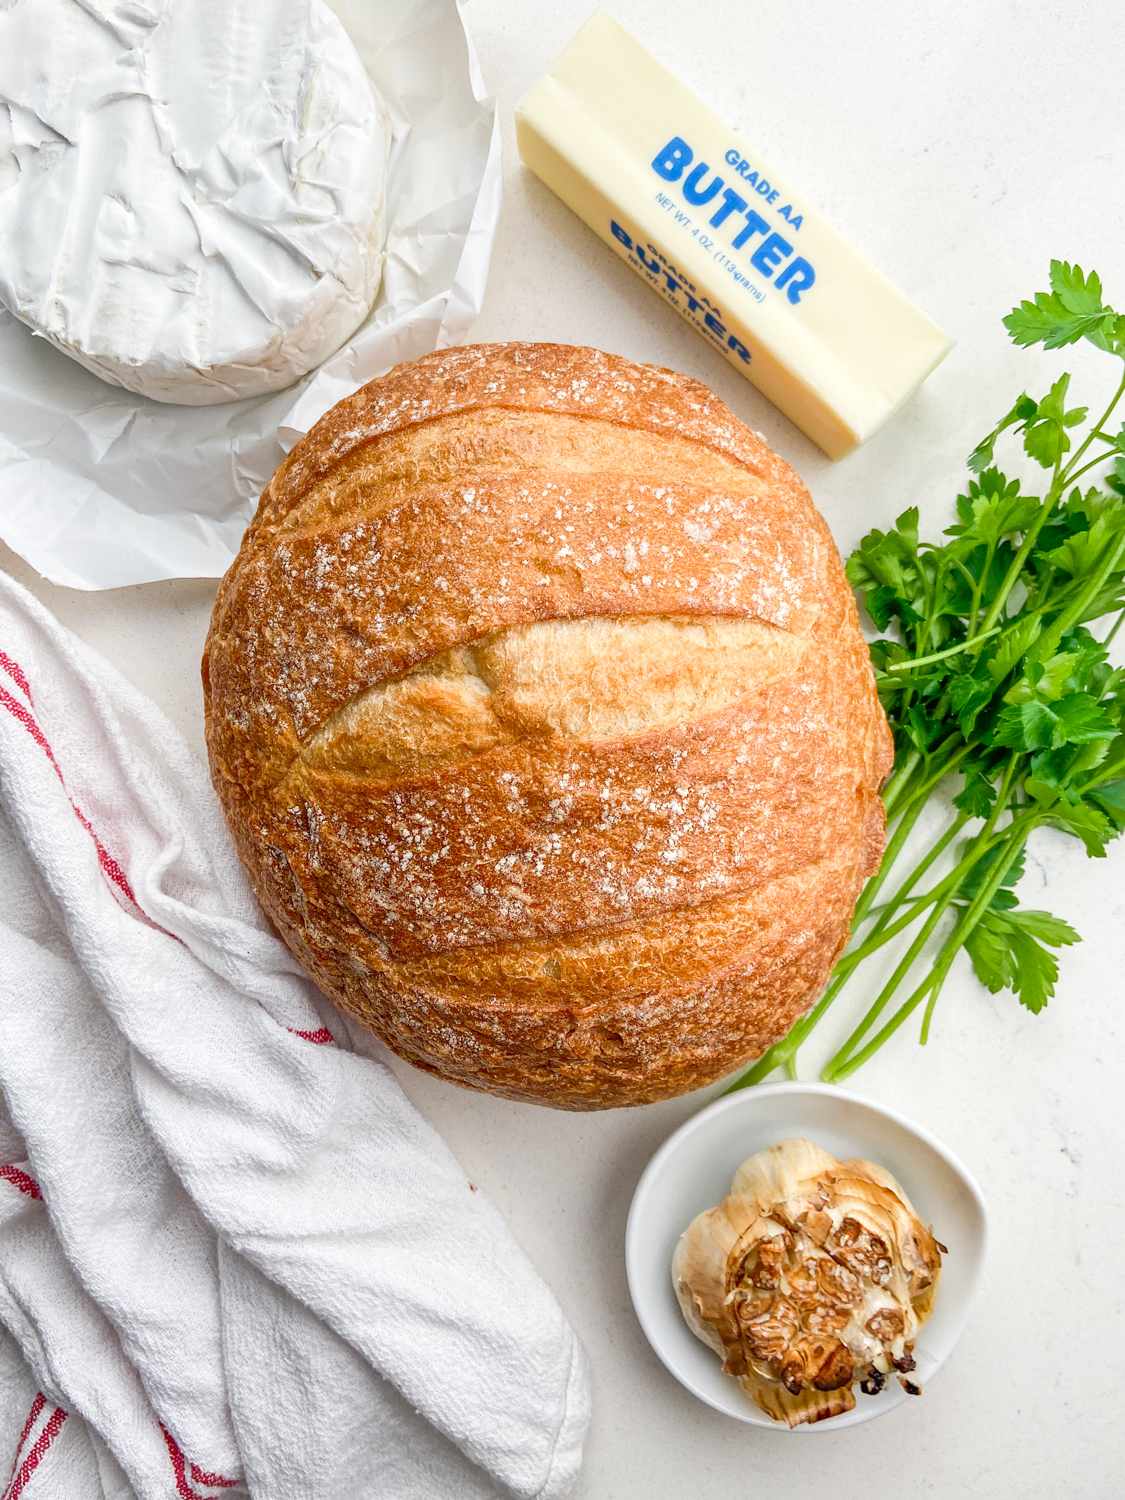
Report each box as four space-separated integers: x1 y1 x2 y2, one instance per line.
516 10 952 459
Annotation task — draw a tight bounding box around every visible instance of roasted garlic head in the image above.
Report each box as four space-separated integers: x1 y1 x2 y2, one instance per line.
672 1138 943 1426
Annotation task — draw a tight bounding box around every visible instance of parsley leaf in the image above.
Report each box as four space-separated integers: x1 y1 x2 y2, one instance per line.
968 395 1038 473
1003 261 1117 351
953 768 996 818
1020 376 1088 469
1050 260 1105 315
1088 779 1125 830
987 616 1043 684
957 470 1040 545
957 843 1026 905
966 906 1078 1013
993 692 1116 751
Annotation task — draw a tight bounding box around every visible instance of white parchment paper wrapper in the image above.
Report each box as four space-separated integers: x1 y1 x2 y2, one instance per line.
0 0 501 590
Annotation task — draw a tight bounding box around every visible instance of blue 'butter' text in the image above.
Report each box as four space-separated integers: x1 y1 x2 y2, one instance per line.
651 137 815 304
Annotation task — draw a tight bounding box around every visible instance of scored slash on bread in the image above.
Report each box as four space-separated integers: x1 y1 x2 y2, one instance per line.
203 344 892 1108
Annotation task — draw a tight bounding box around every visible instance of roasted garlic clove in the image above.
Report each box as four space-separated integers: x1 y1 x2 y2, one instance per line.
673 1139 942 1427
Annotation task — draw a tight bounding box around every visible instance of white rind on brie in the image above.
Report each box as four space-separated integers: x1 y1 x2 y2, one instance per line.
0 0 391 405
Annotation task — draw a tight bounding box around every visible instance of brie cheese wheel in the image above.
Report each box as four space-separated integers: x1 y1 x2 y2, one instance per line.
0 0 390 405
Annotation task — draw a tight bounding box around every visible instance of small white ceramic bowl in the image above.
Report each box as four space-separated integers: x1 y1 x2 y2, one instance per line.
626 1081 987 1431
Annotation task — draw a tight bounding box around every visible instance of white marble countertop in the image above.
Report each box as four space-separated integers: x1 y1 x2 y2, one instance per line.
4 0 1124 1493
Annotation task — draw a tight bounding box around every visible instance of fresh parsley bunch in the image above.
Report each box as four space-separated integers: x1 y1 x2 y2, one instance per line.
736 261 1125 1087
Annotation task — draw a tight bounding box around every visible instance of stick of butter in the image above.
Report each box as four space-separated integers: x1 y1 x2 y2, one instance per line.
515 10 953 459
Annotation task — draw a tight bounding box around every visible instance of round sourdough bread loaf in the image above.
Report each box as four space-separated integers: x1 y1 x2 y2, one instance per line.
203 344 893 1109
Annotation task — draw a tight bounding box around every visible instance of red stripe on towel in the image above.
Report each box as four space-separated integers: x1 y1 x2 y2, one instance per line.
0 680 141 911
287 1027 334 1044
0 652 31 703
0 686 60 777
160 1425 239 1497
68 804 138 908
190 1460 241 1489
3 1402 66 1500
5 1395 44 1490
0 1167 41 1201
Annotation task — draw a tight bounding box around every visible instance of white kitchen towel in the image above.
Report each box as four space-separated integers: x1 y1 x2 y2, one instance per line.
0 570 590 1500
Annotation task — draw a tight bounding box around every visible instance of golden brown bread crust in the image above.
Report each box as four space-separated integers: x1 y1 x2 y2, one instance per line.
203 343 893 1108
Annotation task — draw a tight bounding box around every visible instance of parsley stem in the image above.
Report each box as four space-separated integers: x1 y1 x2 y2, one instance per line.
825 975 939 1083
880 749 923 818
826 822 1034 1080
837 813 967 966
1103 607 1125 648
1025 563 1057 615
884 736 973 825
886 628 1001 672
863 893 929 917
887 741 977 825
1036 530 1125 659
821 892 956 1081
949 554 981 600
837 795 1030 971
824 858 981 1078
851 796 929 925
822 759 1025 1076
1066 453 1119 486
833 832 985 967
977 475 1063 637
1060 364 1125 482
861 814 967 926
912 821 1031 1049
968 540 997 638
